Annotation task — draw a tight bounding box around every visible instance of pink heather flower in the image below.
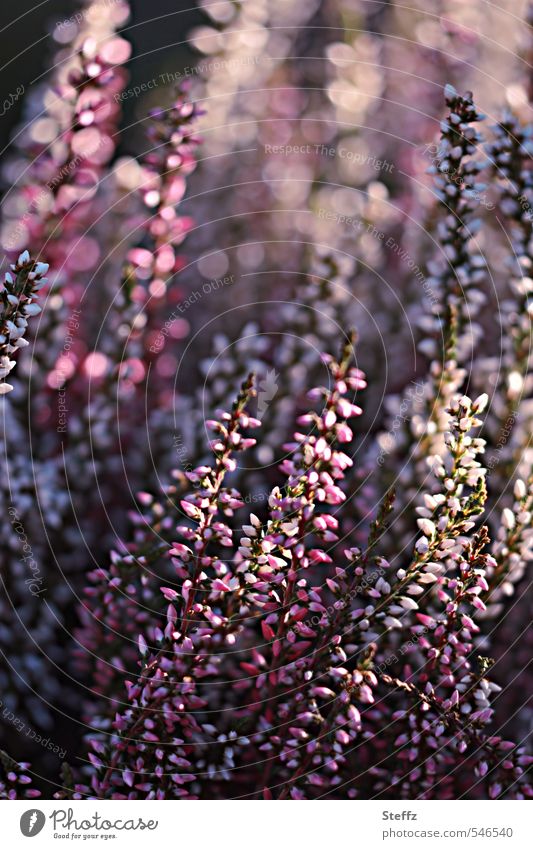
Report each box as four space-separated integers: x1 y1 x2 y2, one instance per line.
308 549 332 565
2 3 131 287
416 613 437 629
127 86 202 295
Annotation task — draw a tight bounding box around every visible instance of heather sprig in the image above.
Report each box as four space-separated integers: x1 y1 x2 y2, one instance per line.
0 251 49 393
78 377 260 798
484 112 533 489
372 88 490 564
128 87 201 290
379 673 532 799
170 373 259 634
485 475 533 617
237 334 365 596
0 750 40 800
413 87 487 459
228 336 371 797
359 393 490 644
424 85 487 357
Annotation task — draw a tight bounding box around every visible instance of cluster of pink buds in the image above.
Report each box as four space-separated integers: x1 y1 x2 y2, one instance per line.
128 87 202 298
77 377 260 798
227 338 372 797
0 751 40 799
1 4 131 295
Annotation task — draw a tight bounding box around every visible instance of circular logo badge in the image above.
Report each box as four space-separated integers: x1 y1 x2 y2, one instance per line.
20 810 46 837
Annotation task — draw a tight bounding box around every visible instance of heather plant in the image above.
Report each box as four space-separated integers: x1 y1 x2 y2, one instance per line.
0 1 203 744
0 252 49 394
70 344 531 800
0 0 531 803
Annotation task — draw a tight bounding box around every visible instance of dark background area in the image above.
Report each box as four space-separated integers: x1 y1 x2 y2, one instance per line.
0 0 204 152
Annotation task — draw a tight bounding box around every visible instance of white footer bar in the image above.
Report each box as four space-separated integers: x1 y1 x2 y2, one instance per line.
3 799 531 849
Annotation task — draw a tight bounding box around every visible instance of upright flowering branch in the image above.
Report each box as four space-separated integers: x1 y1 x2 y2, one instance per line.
366 395 531 799
237 334 364 633
48 86 202 569
11 331 531 800
118 87 201 367
413 86 487 458
172 374 258 635
97 88 202 423
365 394 489 644
0 4 532 803
128 87 202 301
81 377 259 799
484 475 533 616
486 113 533 485
0 252 49 393
70 342 532 801
231 336 371 797
1 1 131 286
379 669 532 799
426 86 487 358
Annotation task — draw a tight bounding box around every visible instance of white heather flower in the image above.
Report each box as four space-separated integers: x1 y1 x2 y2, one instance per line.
399 596 419 610
418 572 439 584
375 577 391 594
23 302 41 316
514 479 526 500
417 518 436 537
502 508 515 530
424 563 444 575
415 537 429 553
473 392 489 412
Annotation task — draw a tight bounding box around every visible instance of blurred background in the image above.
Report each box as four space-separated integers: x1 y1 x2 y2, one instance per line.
0 0 202 151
